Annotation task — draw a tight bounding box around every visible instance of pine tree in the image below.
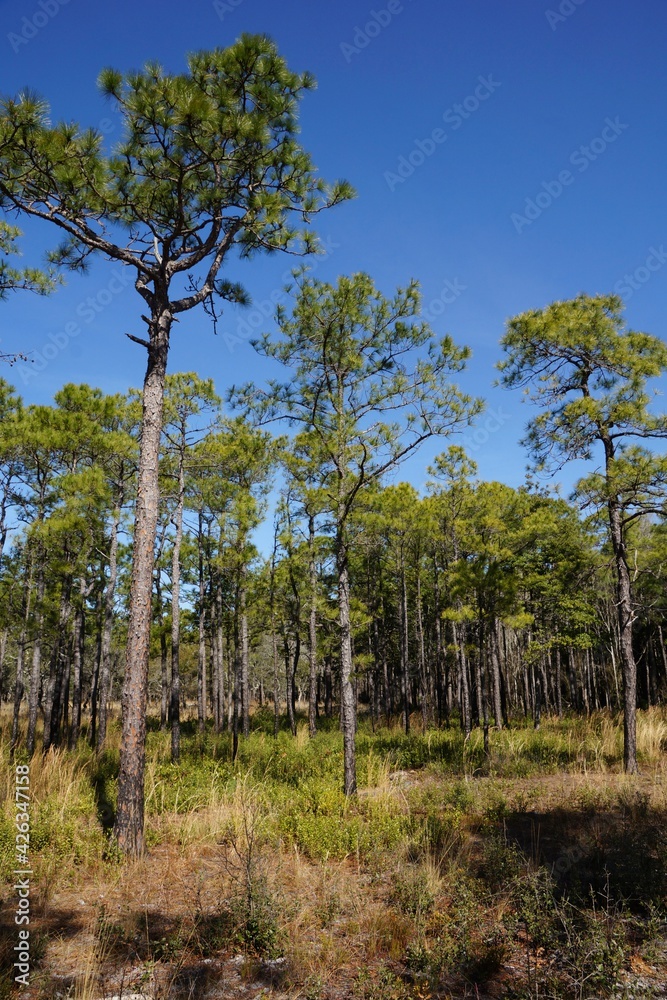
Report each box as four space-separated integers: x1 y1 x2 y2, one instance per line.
0 37 351 853
499 293 667 772
234 270 481 793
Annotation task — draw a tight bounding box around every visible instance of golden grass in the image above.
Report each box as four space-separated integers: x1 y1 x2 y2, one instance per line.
1 707 666 997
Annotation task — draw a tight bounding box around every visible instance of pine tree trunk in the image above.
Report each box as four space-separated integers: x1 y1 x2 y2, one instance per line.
539 654 551 716
454 622 472 737
89 607 103 747
11 635 26 753
69 577 87 749
657 625 667 688
400 553 410 734
197 608 207 733
649 639 659 706
212 587 225 732
155 564 168 730
212 623 220 733
61 644 71 738
240 582 250 738
490 617 504 729
272 627 280 737
0 629 7 703
433 565 450 727
284 629 296 736
232 640 239 761
26 562 45 756
324 654 333 718
97 506 121 749
474 634 484 732
291 631 300 724
566 647 576 710
478 626 490 754
337 536 357 795
197 529 207 734
308 515 318 738
588 647 599 711
170 447 185 763
602 438 638 772
554 646 563 718
43 576 72 751
11 561 33 754
217 614 226 730
415 567 429 728
114 314 170 857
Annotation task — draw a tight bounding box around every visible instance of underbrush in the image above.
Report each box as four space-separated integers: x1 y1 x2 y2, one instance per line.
0 707 666 998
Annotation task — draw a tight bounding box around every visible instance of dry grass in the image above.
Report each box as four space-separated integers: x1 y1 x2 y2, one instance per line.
1 708 666 998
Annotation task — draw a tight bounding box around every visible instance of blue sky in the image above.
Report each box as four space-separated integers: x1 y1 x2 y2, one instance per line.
1 0 666 500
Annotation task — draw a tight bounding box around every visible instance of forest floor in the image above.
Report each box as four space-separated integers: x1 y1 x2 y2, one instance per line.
2 707 667 999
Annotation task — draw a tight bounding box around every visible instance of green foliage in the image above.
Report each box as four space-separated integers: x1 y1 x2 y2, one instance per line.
353 966 416 1000
498 293 667 472
218 873 281 958
479 835 524 893
236 270 481 507
0 219 58 299
280 795 407 862
1 38 352 278
391 868 436 919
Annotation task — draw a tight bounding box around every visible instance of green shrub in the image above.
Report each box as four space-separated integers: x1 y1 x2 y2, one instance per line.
391 868 435 919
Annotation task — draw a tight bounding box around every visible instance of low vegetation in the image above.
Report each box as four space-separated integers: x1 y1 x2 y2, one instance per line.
1 706 666 999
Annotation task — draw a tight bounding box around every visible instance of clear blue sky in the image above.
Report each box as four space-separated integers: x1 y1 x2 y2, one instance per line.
1 0 666 497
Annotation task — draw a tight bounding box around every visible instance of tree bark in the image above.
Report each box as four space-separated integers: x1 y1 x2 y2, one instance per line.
324 654 333 718
239 581 250 738
211 618 220 732
308 515 318 738
284 628 296 736
610 499 637 772
0 629 7 703
11 559 33 754
170 441 185 763
154 553 168 730
399 551 410 734
69 576 88 749
11 632 26 753
89 606 103 747
43 575 72 751
415 565 429 728
197 514 207 735
272 627 280 736
337 535 357 795
114 313 170 857
26 561 45 756
477 625 490 754
554 646 563 718
489 617 504 729
97 505 121 749
454 622 472 737
533 662 542 730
